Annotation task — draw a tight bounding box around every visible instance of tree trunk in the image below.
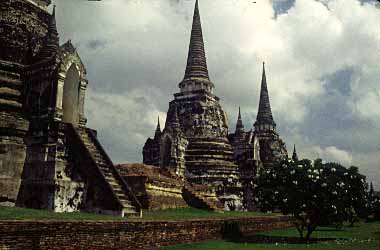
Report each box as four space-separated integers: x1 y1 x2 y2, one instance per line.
305 224 317 241
294 220 305 240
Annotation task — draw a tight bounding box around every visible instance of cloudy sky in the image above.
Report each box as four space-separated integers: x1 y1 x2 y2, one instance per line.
51 0 380 189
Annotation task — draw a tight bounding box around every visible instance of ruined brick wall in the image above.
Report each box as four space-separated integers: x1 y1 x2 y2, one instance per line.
146 182 188 210
0 216 293 250
117 164 188 210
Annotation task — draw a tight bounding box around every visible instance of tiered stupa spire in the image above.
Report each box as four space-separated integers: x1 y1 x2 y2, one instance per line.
154 116 161 139
292 144 298 162
184 0 209 80
235 107 245 134
254 62 276 131
179 0 214 93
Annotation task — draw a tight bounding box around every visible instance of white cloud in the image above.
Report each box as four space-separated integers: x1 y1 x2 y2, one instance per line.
85 87 167 163
312 146 353 165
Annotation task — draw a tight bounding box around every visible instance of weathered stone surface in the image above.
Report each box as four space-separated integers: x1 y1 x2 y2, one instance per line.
0 0 140 216
0 133 27 206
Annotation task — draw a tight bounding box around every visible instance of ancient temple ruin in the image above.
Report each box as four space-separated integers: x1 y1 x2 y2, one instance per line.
1 0 289 215
0 0 141 216
143 0 288 210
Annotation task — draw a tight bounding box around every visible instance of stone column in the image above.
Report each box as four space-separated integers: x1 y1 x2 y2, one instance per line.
78 79 88 126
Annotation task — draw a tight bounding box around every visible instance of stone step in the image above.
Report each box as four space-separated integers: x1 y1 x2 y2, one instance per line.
108 181 120 188
86 146 96 152
93 155 105 162
100 167 111 174
84 142 94 149
102 170 113 176
118 196 131 203
183 187 223 212
104 176 116 182
90 152 103 159
123 208 139 216
114 190 126 196
76 128 139 216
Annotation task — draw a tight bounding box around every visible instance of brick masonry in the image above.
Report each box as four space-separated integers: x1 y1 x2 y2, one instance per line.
0 216 293 250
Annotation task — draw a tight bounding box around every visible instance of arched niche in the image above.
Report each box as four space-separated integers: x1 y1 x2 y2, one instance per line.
62 64 80 125
56 40 88 126
253 136 261 161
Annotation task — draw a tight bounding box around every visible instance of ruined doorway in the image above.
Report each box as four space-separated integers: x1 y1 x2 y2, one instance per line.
62 64 80 126
162 136 172 167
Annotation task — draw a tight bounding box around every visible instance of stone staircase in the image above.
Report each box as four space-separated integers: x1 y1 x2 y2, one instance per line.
182 182 224 212
67 123 141 217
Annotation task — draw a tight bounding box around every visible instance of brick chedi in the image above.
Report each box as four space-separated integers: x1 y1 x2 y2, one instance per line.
143 0 241 209
253 63 288 167
228 63 288 209
230 63 287 170
0 0 141 217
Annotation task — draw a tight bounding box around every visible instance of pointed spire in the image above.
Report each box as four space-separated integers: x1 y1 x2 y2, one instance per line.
154 115 161 139
370 182 374 194
292 144 298 162
52 4 56 20
235 106 245 134
183 0 209 80
254 62 276 129
39 5 59 59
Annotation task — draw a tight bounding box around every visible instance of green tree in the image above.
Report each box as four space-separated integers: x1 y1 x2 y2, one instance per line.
254 158 369 240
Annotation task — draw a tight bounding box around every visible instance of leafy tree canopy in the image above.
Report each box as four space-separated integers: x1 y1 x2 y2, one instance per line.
254 158 369 240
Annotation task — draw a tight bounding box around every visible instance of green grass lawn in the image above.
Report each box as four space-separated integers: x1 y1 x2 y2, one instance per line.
0 206 127 220
139 208 279 221
0 206 278 221
161 222 380 250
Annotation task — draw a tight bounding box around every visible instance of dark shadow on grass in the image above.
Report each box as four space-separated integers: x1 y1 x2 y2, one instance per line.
221 222 345 245
374 231 380 240
225 234 341 244
314 228 345 232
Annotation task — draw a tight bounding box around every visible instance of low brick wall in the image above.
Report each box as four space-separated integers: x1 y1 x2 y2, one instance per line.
0 216 293 250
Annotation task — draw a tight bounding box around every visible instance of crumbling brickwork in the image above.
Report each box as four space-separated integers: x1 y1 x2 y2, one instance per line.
0 216 294 250
117 164 188 210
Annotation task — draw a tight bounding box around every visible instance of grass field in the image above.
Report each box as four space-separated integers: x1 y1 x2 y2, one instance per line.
0 206 278 221
160 222 380 250
139 207 279 221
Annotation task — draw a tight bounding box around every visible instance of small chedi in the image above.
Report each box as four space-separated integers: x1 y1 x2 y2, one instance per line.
143 0 287 210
